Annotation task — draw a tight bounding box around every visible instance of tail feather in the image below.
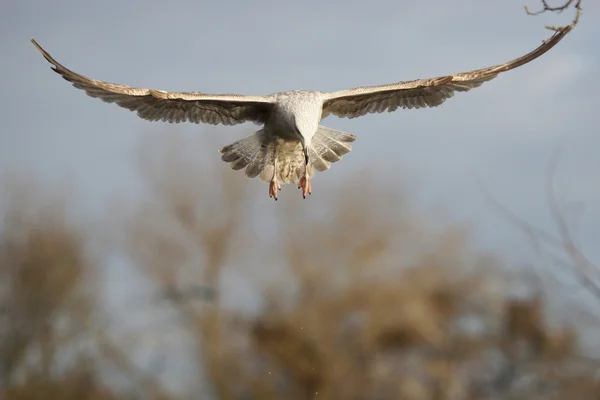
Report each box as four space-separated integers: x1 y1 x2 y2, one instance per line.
219 130 268 176
308 148 331 173
219 130 278 183
246 142 274 179
311 125 356 172
219 125 357 184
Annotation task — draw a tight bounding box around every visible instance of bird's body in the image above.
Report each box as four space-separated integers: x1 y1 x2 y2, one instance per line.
261 90 325 185
218 90 351 197
30 26 572 200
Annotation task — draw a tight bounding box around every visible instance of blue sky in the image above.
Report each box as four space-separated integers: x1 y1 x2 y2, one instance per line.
2 0 599 390
3 0 597 254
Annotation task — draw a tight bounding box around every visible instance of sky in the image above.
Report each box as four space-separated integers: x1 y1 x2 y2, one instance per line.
1 0 599 392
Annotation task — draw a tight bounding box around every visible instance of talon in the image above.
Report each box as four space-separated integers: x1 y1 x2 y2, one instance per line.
298 176 311 199
269 180 280 201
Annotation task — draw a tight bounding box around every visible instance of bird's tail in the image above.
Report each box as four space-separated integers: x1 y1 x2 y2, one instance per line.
218 125 356 183
219 129 276 183
308 125 357 172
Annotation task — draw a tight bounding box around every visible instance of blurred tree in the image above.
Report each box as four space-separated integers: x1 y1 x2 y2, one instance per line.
0 2 590 399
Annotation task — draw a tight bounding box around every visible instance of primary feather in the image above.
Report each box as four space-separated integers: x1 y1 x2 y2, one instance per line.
30 26 572 199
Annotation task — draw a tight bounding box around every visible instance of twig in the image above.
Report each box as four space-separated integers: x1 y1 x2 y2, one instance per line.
544 146 600 298
473 148 600 302
525 0 583 31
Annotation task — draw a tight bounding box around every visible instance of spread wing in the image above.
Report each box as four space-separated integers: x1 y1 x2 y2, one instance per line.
31 39 274 126
321 26 572 119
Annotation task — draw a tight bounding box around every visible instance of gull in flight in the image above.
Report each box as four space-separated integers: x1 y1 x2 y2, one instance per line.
31 26 571 201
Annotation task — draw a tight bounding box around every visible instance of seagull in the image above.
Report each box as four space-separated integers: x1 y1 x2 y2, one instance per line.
31 26 571 201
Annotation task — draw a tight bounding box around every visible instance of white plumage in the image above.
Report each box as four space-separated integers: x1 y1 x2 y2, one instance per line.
31 26 571 200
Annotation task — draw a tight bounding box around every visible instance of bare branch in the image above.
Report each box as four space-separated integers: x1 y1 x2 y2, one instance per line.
544 147 600 298
525 0 583 30
474 147 600 302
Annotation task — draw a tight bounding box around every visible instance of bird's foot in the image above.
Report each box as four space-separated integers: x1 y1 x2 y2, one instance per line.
269 180 281 201
298 176 312 199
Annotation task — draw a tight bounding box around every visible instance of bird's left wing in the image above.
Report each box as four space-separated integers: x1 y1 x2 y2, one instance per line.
321 26 572 119
31 39 274 126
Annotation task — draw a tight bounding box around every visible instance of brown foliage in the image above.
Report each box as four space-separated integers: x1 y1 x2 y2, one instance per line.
1 126 599 399
119 132 600 399
0 6 591 396
0 177 102 397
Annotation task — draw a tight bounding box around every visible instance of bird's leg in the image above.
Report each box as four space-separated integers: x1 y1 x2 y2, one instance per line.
298 149 311 199
298 176 311 198
269 179 281 201
269 146 280 201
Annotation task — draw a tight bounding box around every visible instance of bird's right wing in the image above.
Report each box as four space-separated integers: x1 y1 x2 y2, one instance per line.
31 39 275 126
321 26 572 119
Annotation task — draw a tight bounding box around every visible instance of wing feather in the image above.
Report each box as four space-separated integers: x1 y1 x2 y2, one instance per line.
322 26 572 119
31 39 274 126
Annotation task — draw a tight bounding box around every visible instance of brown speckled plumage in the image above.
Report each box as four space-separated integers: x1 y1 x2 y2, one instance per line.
30 26 572 199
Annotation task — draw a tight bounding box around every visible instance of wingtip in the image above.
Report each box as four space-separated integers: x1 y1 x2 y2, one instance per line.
29 38 56 67
30 37 44 53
